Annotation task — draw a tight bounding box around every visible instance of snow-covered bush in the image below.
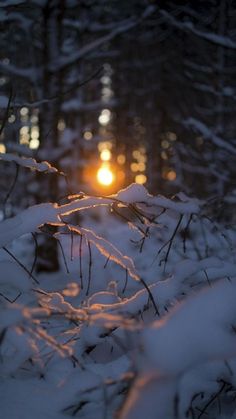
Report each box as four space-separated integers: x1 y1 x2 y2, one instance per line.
1 153 236 419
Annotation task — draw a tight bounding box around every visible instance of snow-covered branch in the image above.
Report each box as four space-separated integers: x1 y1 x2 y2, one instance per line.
160 8 236 49
183 117 236 154
50 5 157 72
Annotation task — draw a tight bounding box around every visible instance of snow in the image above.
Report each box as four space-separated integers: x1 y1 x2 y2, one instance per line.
121 279 236 418
111 183 200 214
88 290 121 307
0 153 63 174
114 183 150 203
0 260 32 292
3 0 236 415
1 173 236 418
143 279 236 375
0 203 59 248
67 225 140 281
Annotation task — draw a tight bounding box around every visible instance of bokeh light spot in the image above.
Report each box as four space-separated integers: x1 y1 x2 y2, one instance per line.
135 174 147 184
100 149 112 161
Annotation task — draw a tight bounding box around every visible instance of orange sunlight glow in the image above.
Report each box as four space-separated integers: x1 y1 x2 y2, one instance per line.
97 165 114 186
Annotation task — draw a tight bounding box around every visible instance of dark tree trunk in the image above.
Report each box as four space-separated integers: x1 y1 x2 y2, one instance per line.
36 0 65 272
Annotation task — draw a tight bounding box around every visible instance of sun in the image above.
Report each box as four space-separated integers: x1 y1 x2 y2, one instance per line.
97 165 114 186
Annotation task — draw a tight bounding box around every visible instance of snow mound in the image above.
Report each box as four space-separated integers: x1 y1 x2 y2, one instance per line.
112 183 150 203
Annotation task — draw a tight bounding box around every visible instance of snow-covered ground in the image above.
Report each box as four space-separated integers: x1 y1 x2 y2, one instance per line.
1 162 236 419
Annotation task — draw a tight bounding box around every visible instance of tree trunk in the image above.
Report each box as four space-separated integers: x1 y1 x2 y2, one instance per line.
36 0 65 272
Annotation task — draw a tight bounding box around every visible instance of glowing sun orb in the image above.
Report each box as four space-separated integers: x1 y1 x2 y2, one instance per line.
97 166 114 186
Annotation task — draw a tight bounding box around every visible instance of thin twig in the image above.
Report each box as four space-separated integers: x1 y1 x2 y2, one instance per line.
139 226 150 253
128 204 145 224
0 85 13 137
174 392 179 418
0 291 21 303
3 246 39 284
3 162 19 208
57 239 70 274
139 277 159 316
122 268 128 294
79 234 83 289
159 214 183 270
203 269 211 287
86 241 92 296
197 382 226 418
104 255 110 269
70 229 74 261
183 214 193 253
30 233 38 275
